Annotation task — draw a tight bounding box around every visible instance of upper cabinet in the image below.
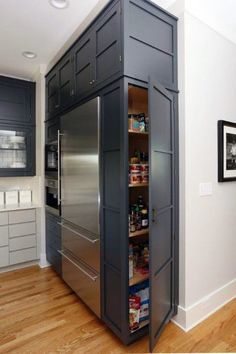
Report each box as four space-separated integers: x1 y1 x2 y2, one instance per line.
0 76 35 126
45 0 177 120
123 0 177 90
72 31 93 101
94 1 122 86
58 52 74 110
45 0 122 120
46 69 59 119
0 76 36 177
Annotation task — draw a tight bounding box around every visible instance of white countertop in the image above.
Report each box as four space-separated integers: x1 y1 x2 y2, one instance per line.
0 204 40 212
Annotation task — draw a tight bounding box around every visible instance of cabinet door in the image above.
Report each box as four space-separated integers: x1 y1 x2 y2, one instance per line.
0 124 35 176
72 32 93 100
46 212 61 275
149 80 175 352
58 53 74 110
0 76 35 125
94 2 122 86
46 69 59 119
45 117 59 144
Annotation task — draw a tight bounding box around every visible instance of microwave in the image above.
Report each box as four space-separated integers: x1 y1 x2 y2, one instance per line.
45 143 58 173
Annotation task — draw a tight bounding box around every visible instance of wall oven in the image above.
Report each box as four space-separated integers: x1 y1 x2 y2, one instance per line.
45 177 60 216
45 143 58 175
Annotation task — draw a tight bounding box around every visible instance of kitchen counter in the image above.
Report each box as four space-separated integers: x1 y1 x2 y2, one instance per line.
0 204 40 212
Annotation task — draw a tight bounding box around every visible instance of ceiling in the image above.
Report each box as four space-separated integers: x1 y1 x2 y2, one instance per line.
1 0 236 80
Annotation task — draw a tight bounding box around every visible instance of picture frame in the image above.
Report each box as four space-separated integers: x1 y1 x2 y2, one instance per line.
218 120 236 182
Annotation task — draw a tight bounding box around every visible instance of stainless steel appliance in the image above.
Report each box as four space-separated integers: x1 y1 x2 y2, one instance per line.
59 97 101 317
45 143 58 173
45 177 60 216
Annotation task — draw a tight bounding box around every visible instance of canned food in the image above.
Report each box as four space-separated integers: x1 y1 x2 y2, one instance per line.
141 173 149 184
130 173 142 184
129 164 141 172
140 164 149 172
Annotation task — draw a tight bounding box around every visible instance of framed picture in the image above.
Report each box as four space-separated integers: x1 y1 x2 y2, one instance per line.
218 120 236 182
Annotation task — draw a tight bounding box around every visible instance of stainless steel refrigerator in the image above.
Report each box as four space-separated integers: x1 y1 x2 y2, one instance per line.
59 97 100 317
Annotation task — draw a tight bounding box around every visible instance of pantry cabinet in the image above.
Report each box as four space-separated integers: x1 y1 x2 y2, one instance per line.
45 0 178 351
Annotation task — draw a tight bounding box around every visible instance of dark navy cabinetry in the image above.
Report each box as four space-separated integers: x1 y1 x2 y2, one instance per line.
46 212 62 275
0 76 36 176
45 0 178 351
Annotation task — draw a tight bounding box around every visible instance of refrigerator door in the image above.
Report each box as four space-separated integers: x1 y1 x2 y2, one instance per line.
60 97 100 237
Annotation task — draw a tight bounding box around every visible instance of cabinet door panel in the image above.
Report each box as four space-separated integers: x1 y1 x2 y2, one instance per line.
0 124 35 176
149 80 174 352
94 2 121 85
46 70 59 119
73 35 93 99
58 54 73 109
0 76 35 125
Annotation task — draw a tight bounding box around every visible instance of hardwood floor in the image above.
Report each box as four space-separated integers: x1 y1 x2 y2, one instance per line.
0 266 235 353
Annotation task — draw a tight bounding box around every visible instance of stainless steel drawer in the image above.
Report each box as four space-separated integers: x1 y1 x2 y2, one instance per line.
61 250 100 318
61 222 100 272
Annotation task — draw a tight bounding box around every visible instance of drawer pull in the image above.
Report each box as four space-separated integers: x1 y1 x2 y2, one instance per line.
58 222 99 244
58 250 98 282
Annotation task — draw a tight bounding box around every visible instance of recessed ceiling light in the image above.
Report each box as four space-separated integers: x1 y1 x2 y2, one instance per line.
49 0 69 9
22 51 37 59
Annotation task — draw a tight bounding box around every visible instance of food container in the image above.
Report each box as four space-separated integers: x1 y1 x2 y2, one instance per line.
129 114 140 132
141 173 149 184
129 164 141 172
130 157 139 164
130 173 142 185
140 164 149 172
19 190 32 205
5 190 18 205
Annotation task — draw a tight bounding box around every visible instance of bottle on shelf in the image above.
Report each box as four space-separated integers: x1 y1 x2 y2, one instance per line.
129 244 134 279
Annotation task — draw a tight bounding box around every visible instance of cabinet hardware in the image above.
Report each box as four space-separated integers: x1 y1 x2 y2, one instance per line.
89 81 93 85
152 208 157 223
70 89 75 96
58 222 99 244
55 104 59 108
58 250 98 281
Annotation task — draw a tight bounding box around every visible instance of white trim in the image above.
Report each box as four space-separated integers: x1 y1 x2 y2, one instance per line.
172 278 236 331
39 253 50 268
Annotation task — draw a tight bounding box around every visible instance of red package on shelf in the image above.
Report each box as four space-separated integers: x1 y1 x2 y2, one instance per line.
129 295 141 331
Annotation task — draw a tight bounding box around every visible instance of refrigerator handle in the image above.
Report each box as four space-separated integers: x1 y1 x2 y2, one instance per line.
57 129 61 206
58 221 99 243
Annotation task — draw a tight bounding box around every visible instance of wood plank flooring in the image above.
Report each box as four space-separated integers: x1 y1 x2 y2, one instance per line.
0 266 235 353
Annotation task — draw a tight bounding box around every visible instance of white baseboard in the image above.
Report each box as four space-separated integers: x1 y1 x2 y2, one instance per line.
172 278 236 331
39 253 51 268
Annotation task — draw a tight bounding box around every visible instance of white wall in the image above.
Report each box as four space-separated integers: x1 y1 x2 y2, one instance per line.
168 2 236 329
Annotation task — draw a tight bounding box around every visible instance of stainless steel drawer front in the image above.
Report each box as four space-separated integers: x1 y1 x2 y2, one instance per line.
60 221 100 272
60 250 100 318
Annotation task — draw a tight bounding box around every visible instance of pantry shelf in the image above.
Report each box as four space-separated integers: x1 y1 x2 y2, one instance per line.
128 130 149 135
130 320 149 334
129 273 149 286
129 183 149 188
129 229 149 238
